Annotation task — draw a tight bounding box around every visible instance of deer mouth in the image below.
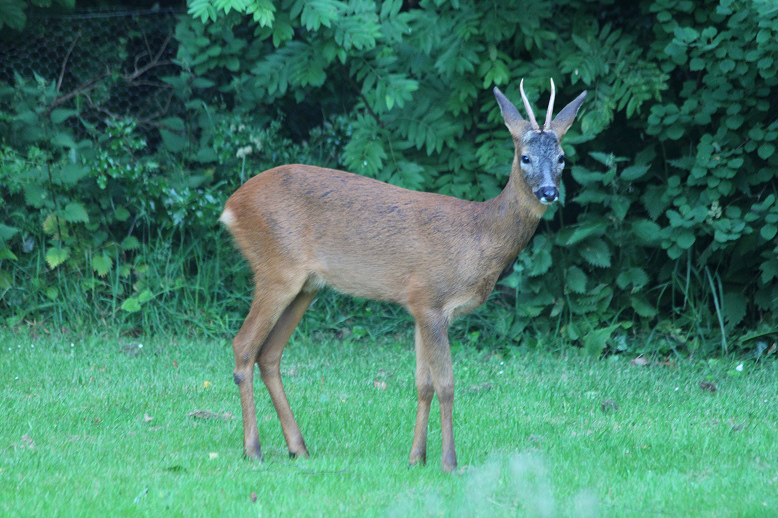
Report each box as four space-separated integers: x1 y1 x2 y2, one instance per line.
535 186 559 204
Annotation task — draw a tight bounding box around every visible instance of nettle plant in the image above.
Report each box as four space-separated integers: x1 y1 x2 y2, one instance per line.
2 0 775 351
642 0 778 352
180 0 777 354
0 120 152 319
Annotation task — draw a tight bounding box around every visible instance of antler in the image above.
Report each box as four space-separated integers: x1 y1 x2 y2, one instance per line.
519 79 540 131
544 78 556 130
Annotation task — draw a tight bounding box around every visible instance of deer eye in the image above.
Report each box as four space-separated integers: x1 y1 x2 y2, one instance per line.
558 156 565 164
521 155 530 164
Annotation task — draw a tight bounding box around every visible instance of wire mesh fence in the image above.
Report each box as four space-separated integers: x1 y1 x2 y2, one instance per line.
1 8 185 148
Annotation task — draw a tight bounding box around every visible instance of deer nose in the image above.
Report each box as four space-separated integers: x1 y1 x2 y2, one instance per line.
535 186 559 204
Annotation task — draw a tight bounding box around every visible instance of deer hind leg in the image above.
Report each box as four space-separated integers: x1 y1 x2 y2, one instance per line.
231 280 306 461
409 323 433 466
256 289 317 458
410 310 457 472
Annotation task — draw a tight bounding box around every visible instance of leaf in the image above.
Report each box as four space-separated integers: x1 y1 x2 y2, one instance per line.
621 164 650 181
160 129 187 153
589 151 616 166
566 320 580 341
50 131 78 149
571 165 605 186
50 109 79 124
758 143 775 160
665 124 684 140
121 236 141 250
24 183 49 209
611 197 631 221
159 116 185 131
0 0 26 30
120 297 141 313
137 289 154 304
188 0 217 22
642 185 670 220
674 229 696 249
689 57 705 71
59 164 90 186
617 267 649 291
45 246 70 269
191 77 216 89
115 206 131 222
760 257 778 284
300 0 341 30
0 224 20 244
343 116 387 175
722 291 747 327
565 266 588 294
42 215 63 236
92 254 113 277
62 202 89 223
582 325 618 358
579 238 611 268
526 238 553 276
561 221 608 245
761 224 777 241
631 294 658 318
0 247 18 261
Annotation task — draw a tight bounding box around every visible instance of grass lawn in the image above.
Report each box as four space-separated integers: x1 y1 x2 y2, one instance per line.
1 327 776 517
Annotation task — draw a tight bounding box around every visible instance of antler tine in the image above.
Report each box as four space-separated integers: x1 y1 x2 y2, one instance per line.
544 78 556 130
519 79 540 131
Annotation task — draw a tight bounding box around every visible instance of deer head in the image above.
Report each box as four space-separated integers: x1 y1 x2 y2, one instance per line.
494 79 587 205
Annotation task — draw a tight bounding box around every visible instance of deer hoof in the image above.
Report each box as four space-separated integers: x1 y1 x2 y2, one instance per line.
288 449 309 459
244 451 263 462
409 450 427 467
441 454 457 474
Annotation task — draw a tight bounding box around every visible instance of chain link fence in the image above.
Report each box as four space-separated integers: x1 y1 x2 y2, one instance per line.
1 8 185 147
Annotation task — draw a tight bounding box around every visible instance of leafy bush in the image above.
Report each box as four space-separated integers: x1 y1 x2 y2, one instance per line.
1 0 776 357
177 0 777 355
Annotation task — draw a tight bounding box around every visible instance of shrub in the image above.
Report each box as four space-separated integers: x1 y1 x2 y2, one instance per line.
1 0 776 356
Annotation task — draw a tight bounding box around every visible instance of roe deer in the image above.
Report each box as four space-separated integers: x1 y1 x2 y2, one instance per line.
220 79 586 472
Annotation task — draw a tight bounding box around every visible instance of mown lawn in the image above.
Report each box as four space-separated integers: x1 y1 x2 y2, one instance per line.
1 327 776 517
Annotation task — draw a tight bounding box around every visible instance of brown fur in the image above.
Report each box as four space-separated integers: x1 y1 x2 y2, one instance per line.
220 83 586 472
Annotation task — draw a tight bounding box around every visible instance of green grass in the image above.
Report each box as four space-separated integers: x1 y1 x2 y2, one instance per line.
1 326 776 517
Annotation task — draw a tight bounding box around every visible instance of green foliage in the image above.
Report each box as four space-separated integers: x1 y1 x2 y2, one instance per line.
455 0 776 357
0 0 74 31
1 0 776 356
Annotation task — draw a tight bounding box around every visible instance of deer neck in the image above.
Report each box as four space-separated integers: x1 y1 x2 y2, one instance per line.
478 164 547 259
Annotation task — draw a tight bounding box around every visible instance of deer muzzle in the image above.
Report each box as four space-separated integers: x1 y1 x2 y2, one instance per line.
535 186 559 204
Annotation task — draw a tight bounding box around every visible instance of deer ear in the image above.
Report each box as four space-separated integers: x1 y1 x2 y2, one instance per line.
494 87 529 135
548 90 587 138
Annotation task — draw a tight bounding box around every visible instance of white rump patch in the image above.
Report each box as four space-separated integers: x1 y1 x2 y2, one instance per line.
219 208 236 228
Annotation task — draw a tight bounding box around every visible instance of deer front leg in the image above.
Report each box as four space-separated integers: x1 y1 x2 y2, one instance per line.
413 311 457 473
